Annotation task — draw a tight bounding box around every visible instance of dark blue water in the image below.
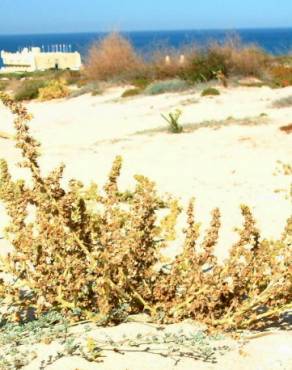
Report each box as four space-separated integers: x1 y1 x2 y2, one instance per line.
1 28 292 67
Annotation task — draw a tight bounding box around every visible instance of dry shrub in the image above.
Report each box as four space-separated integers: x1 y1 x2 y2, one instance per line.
0 92 291 330
14 80 46 101
150 49 187 79
38 80 69 101
269 65 292 87
83 34 268 84
149 44 198 80
84 32 145 81
156 204 291 329
150 38 267 82
150 44 227 83
61 70 82 85
209 38 269 77
70 82 102 98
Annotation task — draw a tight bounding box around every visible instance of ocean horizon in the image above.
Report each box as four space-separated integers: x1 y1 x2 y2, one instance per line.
1 28 292 67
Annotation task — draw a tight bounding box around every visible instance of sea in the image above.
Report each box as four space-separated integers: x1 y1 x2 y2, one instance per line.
1 28 292 67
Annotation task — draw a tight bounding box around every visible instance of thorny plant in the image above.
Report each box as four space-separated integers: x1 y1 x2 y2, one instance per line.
0 92 291 333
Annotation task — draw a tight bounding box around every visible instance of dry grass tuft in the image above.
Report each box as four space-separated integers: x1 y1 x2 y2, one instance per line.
148 37 267 83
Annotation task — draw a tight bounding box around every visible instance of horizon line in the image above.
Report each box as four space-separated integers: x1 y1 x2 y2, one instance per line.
1 26 292 37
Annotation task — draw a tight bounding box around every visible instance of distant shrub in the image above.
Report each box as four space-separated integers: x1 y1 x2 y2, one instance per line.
161 109 183 133
184 50 227 83
84 32 144 81
62 70 82 85
144 79 189 95
150 50 186 80
272 95 292 108
121 88 141 98
38 80 69 101
201 87 220 96
269 65 292 87
132 77 152 89
208 39 268 78
14 80 46 101
187 41 267 82
70 82 102 98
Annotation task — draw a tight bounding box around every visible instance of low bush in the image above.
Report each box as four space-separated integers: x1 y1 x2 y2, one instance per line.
269 65 292 87
179 41 264 83
183 50 228 83
38 80 69 101
132 77 152 89
84 32 144 81
121 88 141 98
62 70 82 85
70 82 102 98
144 79 189 95
208 39 269 78
0 93 291 332
80 33 275 85
150 48 192 80
14 80 46 101
201 87 220 96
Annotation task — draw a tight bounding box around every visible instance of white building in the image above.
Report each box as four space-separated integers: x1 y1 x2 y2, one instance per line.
0 47 82 73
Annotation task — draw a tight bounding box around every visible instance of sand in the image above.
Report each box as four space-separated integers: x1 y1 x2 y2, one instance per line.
0 84 291 255
0 84 291 369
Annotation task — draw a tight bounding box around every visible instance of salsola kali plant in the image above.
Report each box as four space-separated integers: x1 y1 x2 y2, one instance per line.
0 91 291 331
0 92 172 324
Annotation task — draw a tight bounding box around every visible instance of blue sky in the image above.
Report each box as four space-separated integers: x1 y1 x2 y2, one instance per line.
0 0 291 34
